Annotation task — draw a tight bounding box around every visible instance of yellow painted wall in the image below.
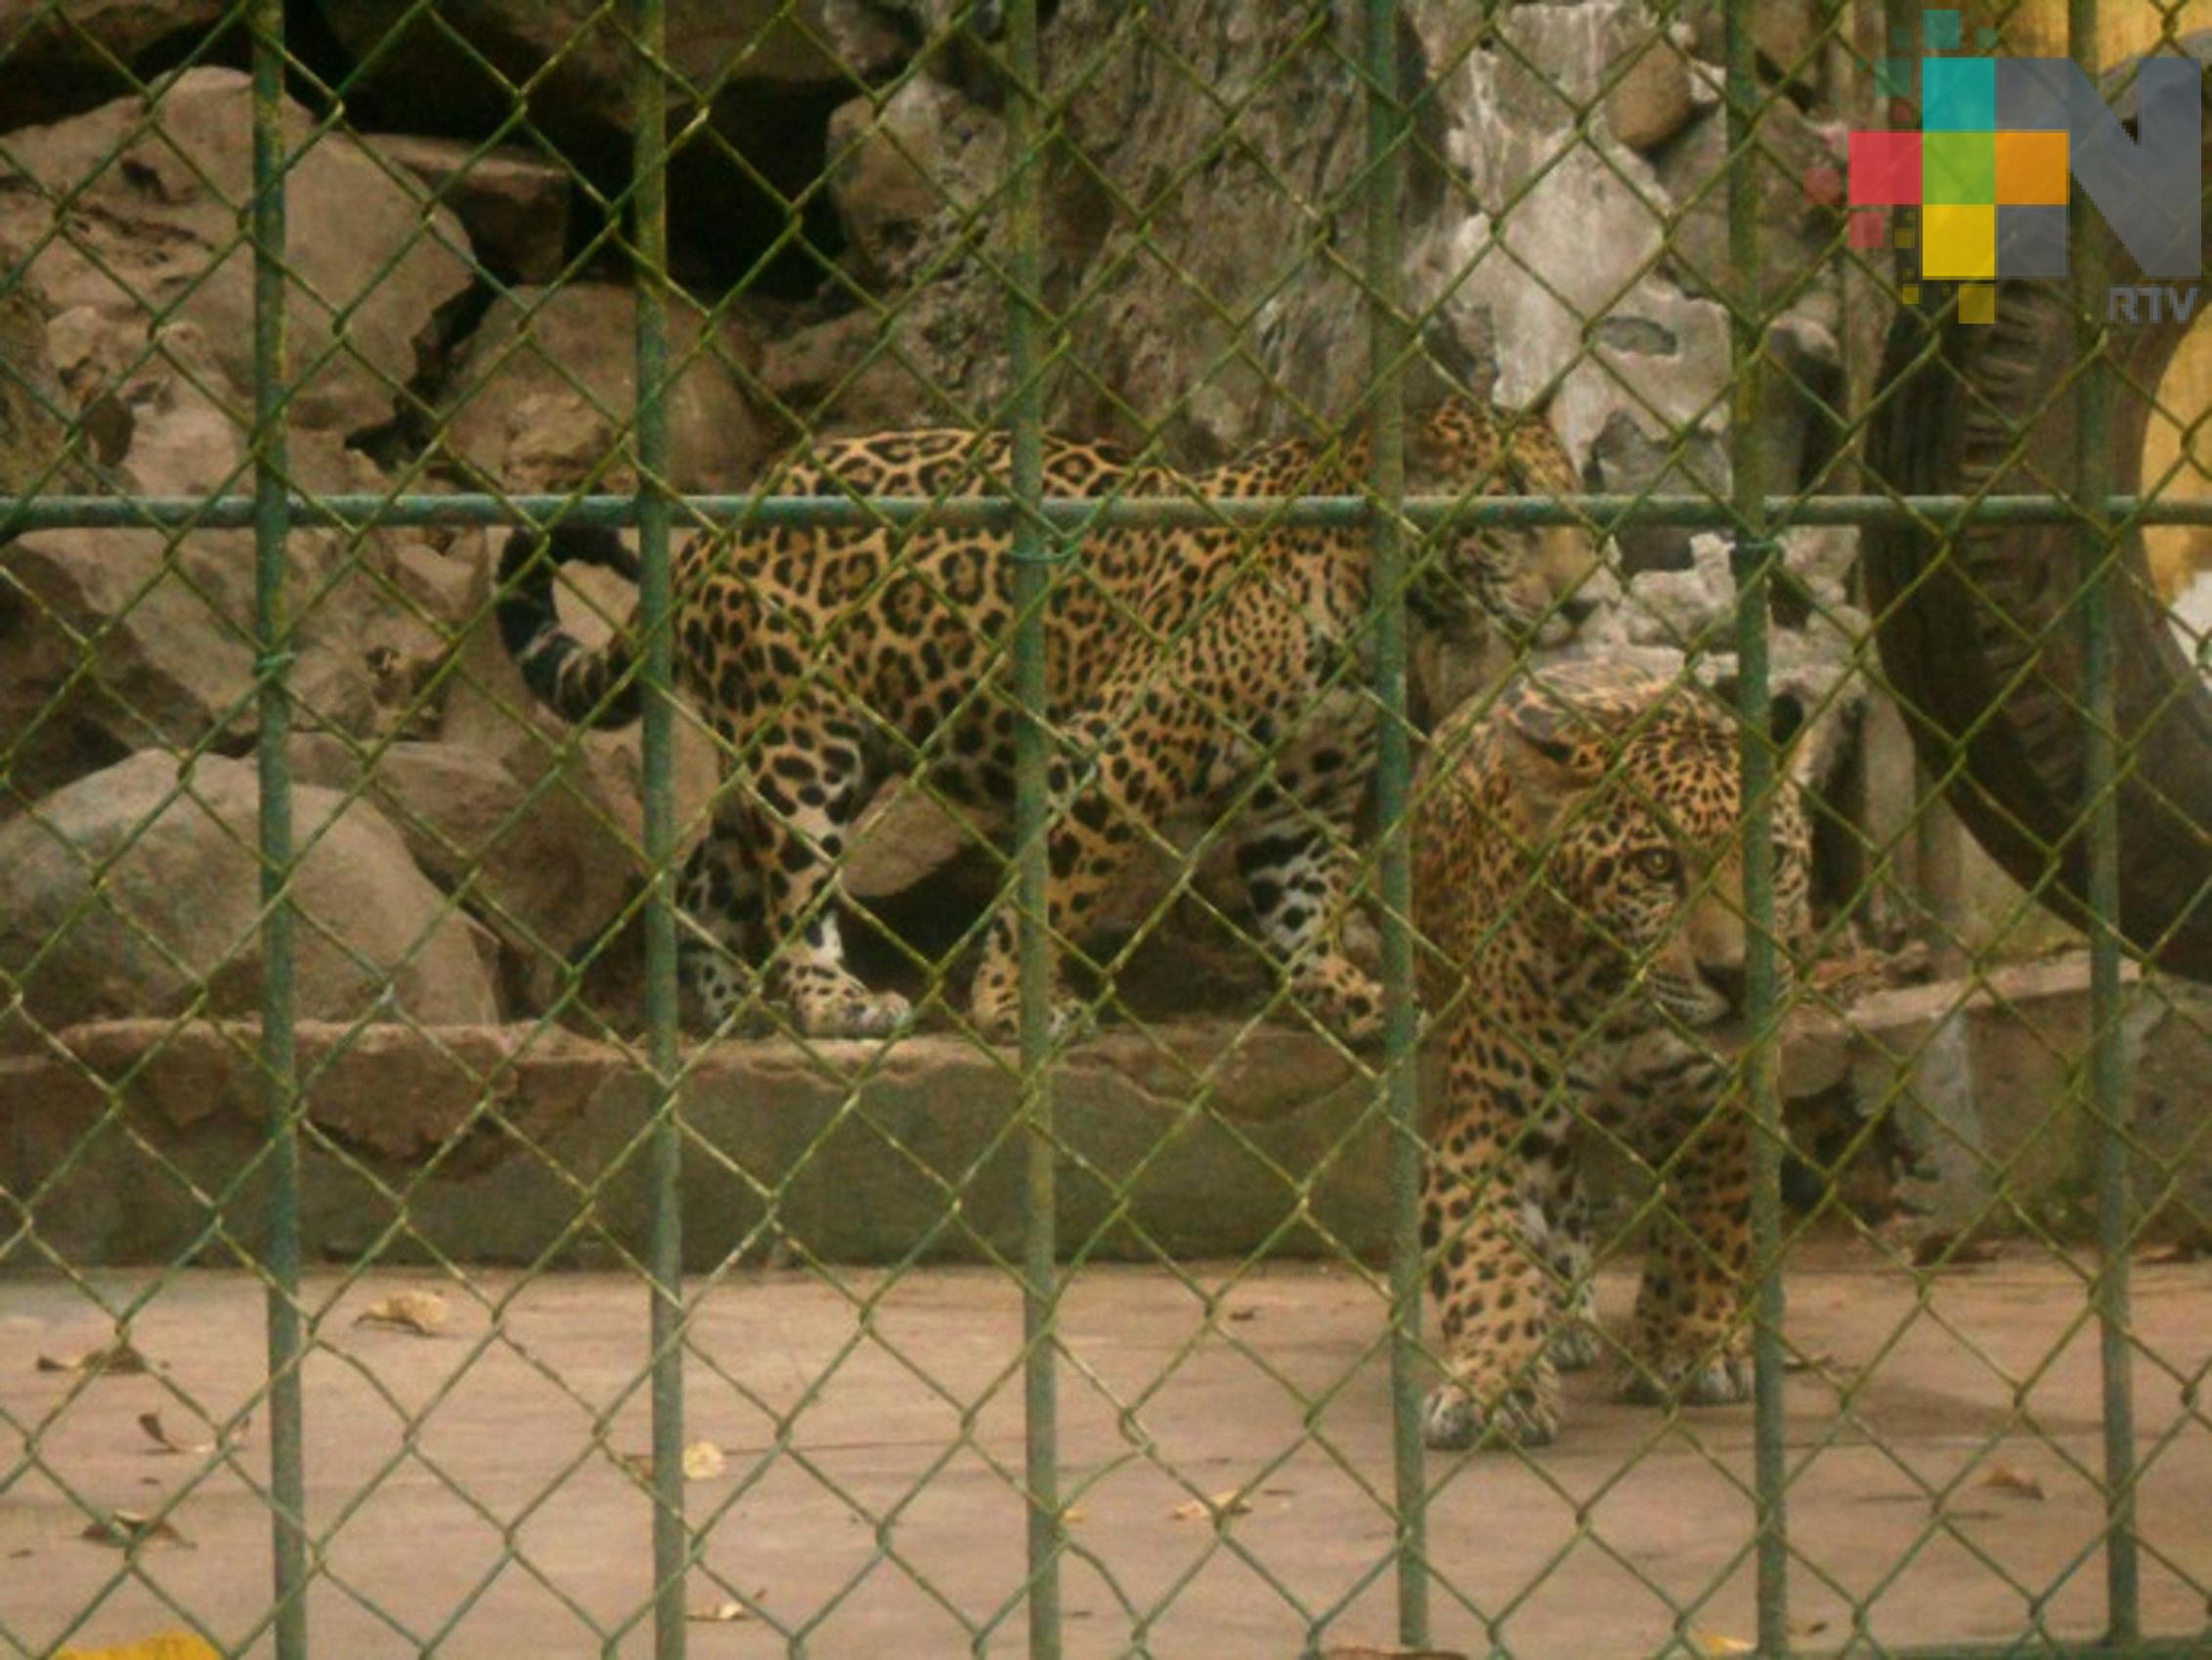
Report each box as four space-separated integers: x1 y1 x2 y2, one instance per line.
2006 2 2212 599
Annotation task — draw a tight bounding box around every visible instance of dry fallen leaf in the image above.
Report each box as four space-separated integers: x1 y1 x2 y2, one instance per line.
1692 1632 1756 1657
137 1412 209 1457
1062 1504 1089 1524
686 1600 751 1624
681 1441 727 1481
1227 1307 1259 1323
1981 1463 2047 1501
617 1452 655 1480
37 1339 151 1376
2138 1237 2209 1265
1170 1490 1252 1522
79 1510 190 1550
355 1290 450 1336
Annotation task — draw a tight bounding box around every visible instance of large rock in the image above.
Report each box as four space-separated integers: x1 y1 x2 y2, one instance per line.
0 752 500 1050
0 526 398 802
822 7 1420 459
0 513 455 801
754 307 938 439
1604 30 1702 153
364 134 575 286
0 68 473 440
0 1 236 128
287 732 645 1013
433 284 768 491
1648 87 1842 314
0 530 253 799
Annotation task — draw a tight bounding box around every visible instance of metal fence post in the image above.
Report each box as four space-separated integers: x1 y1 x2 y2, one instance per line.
1722 2 1791 1652
248 2 308 1653
629 0 689 1653
1005 2 1063 1653
1361 0 1429 1646
2068 0 2141 1643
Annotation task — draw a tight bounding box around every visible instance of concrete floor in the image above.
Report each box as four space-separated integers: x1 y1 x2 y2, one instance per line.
5 1245 2211 1658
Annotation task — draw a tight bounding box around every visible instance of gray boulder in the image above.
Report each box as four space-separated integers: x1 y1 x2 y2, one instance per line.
0 752 500 1049
0 68 473 440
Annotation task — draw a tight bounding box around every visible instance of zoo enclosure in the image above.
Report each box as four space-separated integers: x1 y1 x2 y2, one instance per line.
2 0 2211 1656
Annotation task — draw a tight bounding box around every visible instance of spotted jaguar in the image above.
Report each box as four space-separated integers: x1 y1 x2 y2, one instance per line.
498 397 1601 1043
1411 660 1813 1448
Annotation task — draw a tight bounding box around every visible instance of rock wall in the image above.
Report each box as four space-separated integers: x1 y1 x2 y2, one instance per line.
0 0 1868 1049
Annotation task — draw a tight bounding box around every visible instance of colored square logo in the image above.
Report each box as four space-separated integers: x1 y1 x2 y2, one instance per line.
1924 131 1995 202
1924 57 1997 130
1849 130 1922 203
1995 130 2068 204
1924 202 1995 277
1997 203 2068 276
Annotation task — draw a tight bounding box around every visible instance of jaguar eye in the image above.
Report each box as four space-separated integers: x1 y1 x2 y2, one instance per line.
1632 846 1679 882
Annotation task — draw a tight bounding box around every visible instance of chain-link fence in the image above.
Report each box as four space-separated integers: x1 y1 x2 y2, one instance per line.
5 0 2212 1654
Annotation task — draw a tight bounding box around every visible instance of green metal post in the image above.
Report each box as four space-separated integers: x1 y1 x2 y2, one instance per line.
1363 0 1427 1646
2069 0 2138 1643
631 2 688 1655
1004 1 1062 1653
1723 1 1789 1652
249 4 308 1654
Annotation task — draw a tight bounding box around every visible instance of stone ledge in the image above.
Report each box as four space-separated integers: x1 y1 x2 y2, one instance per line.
11 959 2201 1267
0 1018 1388 1269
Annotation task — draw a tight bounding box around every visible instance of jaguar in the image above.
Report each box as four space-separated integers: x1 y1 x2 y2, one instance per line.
497 397 1602 1043
1410 659 1813 1448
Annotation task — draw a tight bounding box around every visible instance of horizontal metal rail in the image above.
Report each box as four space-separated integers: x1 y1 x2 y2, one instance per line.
4 491 2209 532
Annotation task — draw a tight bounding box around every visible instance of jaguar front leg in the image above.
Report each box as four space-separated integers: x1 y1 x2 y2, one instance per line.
1532 1147 1602 1374
1420 1013 1566 1450
676 832 762 1033
744 701 912 1040
1618 1070 1755 1409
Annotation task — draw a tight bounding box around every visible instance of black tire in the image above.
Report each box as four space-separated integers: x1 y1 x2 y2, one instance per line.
1864 35 2212 980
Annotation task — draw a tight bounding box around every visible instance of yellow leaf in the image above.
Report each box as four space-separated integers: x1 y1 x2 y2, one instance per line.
681 1441 727 1481
1692 1632 1756 1656
1169 1490 1252 1522
356 1290 449 1336
57 1635 223 1660
685 1600 751 1623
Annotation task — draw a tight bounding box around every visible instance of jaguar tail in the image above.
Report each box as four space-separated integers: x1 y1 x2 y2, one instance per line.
496 524 645 728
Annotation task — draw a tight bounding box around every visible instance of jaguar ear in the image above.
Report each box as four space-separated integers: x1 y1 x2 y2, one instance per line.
1498 704 1610 833
1416 317 1495 404
1711 678 1811 766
